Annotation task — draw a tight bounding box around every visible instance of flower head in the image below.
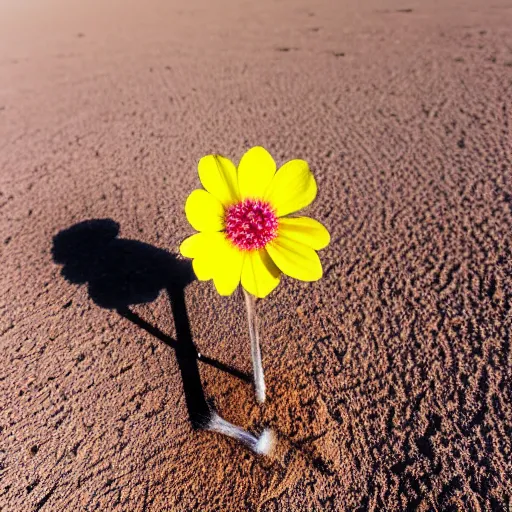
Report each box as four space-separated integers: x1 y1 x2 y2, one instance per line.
180 146 330 298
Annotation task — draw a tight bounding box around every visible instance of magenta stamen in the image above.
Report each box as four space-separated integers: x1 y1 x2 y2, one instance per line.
225 199 278 250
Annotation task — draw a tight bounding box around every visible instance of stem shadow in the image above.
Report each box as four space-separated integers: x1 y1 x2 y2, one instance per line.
52 218 249 429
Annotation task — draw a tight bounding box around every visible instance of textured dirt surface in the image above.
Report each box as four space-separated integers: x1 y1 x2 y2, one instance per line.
1 0 512 510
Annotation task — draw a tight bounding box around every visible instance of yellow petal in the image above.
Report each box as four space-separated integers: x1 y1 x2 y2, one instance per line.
212 238 244 295
192 256 215 281
241 249 281 298
278 217 330 250
180 232 243 292
185 189 225 232
198 155 239 206
265 159 317 217
180 232 214 258
180 232 227 280
266 237 322 281
237 146 276 200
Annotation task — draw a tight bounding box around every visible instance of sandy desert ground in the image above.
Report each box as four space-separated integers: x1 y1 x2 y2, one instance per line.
1 0 511 510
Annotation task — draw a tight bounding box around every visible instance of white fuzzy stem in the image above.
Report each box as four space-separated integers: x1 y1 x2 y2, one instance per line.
243 289 266 403
207 412 275 456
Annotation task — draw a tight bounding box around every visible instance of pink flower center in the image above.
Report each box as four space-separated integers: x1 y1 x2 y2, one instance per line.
225 199 278 250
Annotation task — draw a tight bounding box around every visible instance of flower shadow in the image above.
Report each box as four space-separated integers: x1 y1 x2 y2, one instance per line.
51 218 249 429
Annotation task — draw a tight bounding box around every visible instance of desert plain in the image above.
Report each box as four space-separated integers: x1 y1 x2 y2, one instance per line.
0 0 511 510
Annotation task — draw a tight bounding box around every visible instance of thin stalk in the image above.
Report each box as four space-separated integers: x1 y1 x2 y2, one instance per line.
243 289 265 403
207 412 274 455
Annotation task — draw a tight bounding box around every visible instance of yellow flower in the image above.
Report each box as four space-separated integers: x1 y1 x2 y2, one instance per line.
179 146 330 298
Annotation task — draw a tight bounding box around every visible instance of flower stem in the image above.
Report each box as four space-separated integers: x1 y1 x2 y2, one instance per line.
243 289 266 403
207 412 274 455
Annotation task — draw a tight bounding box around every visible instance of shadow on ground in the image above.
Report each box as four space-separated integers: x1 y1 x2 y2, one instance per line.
52 218 249 429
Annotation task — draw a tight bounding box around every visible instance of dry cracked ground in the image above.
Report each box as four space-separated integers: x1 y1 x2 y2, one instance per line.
0 0 511 510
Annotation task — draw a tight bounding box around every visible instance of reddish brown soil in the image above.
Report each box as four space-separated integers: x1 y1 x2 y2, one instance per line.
1 0 511 510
